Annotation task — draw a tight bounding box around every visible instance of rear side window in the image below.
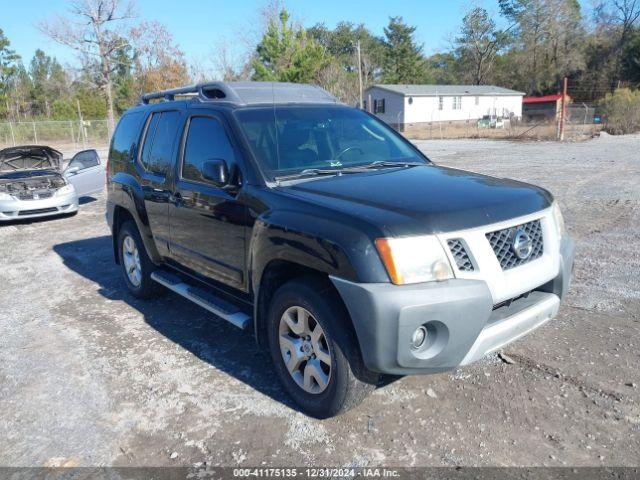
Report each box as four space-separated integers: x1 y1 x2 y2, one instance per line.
140 111 183 175
182 116 236 183
109 112 144 162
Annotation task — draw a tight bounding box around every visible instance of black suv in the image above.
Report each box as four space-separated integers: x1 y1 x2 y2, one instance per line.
106 82 574 418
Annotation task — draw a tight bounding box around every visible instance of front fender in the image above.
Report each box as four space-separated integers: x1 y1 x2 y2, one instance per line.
249 210 388 291
109 172 162 264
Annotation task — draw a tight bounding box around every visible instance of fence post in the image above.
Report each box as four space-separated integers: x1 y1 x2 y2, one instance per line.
559 77 568 141
8 122 16 146
69 120 75 147
32 122 38 143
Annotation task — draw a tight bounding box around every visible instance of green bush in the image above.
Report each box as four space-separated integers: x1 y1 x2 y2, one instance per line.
599 88 640 135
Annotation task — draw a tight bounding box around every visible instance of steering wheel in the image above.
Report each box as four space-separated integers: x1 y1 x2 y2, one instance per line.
335 146 365 160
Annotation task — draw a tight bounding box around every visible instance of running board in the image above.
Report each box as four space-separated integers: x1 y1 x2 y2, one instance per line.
151 270 251 330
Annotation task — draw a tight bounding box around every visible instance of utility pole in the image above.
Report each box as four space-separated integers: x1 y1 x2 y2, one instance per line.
356 40 363 109
559 77 568 141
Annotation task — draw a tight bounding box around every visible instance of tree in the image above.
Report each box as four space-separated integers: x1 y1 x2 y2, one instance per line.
612 0 640 48
622 29 640 85
252 9 329 83
591 0 640 81
29 49 69 118
308 22 385 103
599 87 640 133
129 21 190 94
212 41 252 81
455 8 505 85
499 0 584 93
40 0 135 133
381 17 428 84
424 52 461 84
0 28 20 119
110 40 136 115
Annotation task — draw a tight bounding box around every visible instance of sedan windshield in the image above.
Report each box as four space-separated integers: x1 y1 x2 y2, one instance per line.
235 106 427 180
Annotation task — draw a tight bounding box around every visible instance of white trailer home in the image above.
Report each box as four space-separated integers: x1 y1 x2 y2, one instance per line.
364 84 525 130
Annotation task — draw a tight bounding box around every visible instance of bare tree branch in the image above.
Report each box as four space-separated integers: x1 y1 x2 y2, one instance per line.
38 0 136 133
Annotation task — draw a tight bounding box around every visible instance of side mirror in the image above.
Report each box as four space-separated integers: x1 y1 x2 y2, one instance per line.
66 166 80 175
201 159 229 186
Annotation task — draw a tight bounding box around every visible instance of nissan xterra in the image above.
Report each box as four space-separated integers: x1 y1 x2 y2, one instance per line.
106 82 574 418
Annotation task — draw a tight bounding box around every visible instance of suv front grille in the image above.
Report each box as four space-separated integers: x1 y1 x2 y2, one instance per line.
486 219 543 270
447 239 474 271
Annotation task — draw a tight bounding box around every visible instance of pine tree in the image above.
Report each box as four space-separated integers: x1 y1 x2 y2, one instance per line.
252 9 329 83
381 17 428 84
0 28 20 119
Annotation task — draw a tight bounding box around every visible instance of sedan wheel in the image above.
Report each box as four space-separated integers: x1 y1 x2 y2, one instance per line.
278 306 332 394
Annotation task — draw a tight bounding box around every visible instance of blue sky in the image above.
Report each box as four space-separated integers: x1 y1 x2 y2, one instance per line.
3 0 586 73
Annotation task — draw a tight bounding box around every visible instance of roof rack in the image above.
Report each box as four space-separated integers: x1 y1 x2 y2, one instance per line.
140 81 341 106
140 82 243 105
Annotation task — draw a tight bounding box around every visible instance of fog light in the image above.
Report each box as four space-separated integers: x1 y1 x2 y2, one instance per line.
411 326 427 349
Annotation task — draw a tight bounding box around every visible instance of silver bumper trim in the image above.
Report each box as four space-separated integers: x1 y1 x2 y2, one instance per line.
460 292 560 365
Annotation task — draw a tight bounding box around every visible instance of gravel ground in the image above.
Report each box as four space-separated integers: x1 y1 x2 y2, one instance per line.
0 135 638 467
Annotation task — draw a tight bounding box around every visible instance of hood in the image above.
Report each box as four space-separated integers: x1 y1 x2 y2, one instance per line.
0 145 63 174
280 165 552 236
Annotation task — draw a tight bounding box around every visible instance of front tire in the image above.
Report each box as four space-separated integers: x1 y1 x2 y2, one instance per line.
267 277 377 418
117 220 163 299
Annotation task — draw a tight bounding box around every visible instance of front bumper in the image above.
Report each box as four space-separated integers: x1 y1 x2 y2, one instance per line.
0 192 78 221
331 236 575 375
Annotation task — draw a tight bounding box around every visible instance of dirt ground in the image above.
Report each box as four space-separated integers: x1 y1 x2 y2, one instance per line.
0 135 638 468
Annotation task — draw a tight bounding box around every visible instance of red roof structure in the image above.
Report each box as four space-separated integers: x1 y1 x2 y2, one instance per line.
523 94 572 104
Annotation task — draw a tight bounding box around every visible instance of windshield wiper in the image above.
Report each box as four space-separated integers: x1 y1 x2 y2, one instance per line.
273 161 421 182
360 160 425 169
274 167 369 182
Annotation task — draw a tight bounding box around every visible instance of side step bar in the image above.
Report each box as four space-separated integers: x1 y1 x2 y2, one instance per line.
151 270 251 330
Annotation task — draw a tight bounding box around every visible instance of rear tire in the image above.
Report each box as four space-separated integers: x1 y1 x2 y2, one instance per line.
117 220 163 299
267 277 377 418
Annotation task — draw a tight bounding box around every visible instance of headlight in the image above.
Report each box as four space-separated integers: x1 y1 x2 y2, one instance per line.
56 184 76 196
552 201 565 237
375 235 454 285
0 192 14 201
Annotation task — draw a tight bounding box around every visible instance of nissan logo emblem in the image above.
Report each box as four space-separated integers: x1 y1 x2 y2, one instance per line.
512 228 533 260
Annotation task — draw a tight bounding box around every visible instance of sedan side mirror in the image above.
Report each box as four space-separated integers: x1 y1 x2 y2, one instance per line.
66 166 80 175
201 159 229 187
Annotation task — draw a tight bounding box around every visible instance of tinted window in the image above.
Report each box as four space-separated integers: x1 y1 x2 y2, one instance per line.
235 106 424 178
140 113 160 169
182 116 235 183
109 112 144 162
140 111 182 175
69 150 99 170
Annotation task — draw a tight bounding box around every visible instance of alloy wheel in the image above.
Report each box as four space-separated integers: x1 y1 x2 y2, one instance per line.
122 235 142 287
278 306 332 394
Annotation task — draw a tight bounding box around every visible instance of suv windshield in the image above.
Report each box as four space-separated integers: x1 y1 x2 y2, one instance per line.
235 106 427 180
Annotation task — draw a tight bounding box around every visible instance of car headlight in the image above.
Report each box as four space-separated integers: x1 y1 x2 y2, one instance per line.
375 235 454 285
0 192 13 201
552 201 566 237
56 184 76 196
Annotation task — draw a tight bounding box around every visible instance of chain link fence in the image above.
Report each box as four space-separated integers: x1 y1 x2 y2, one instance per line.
0 119 111 152
1 111 602 151
402 105 601 141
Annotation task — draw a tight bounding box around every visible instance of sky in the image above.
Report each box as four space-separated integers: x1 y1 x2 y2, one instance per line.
3 0 590 74
2 0 506 71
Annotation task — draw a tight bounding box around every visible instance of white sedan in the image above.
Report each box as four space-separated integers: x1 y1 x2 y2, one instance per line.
0 145 105 221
